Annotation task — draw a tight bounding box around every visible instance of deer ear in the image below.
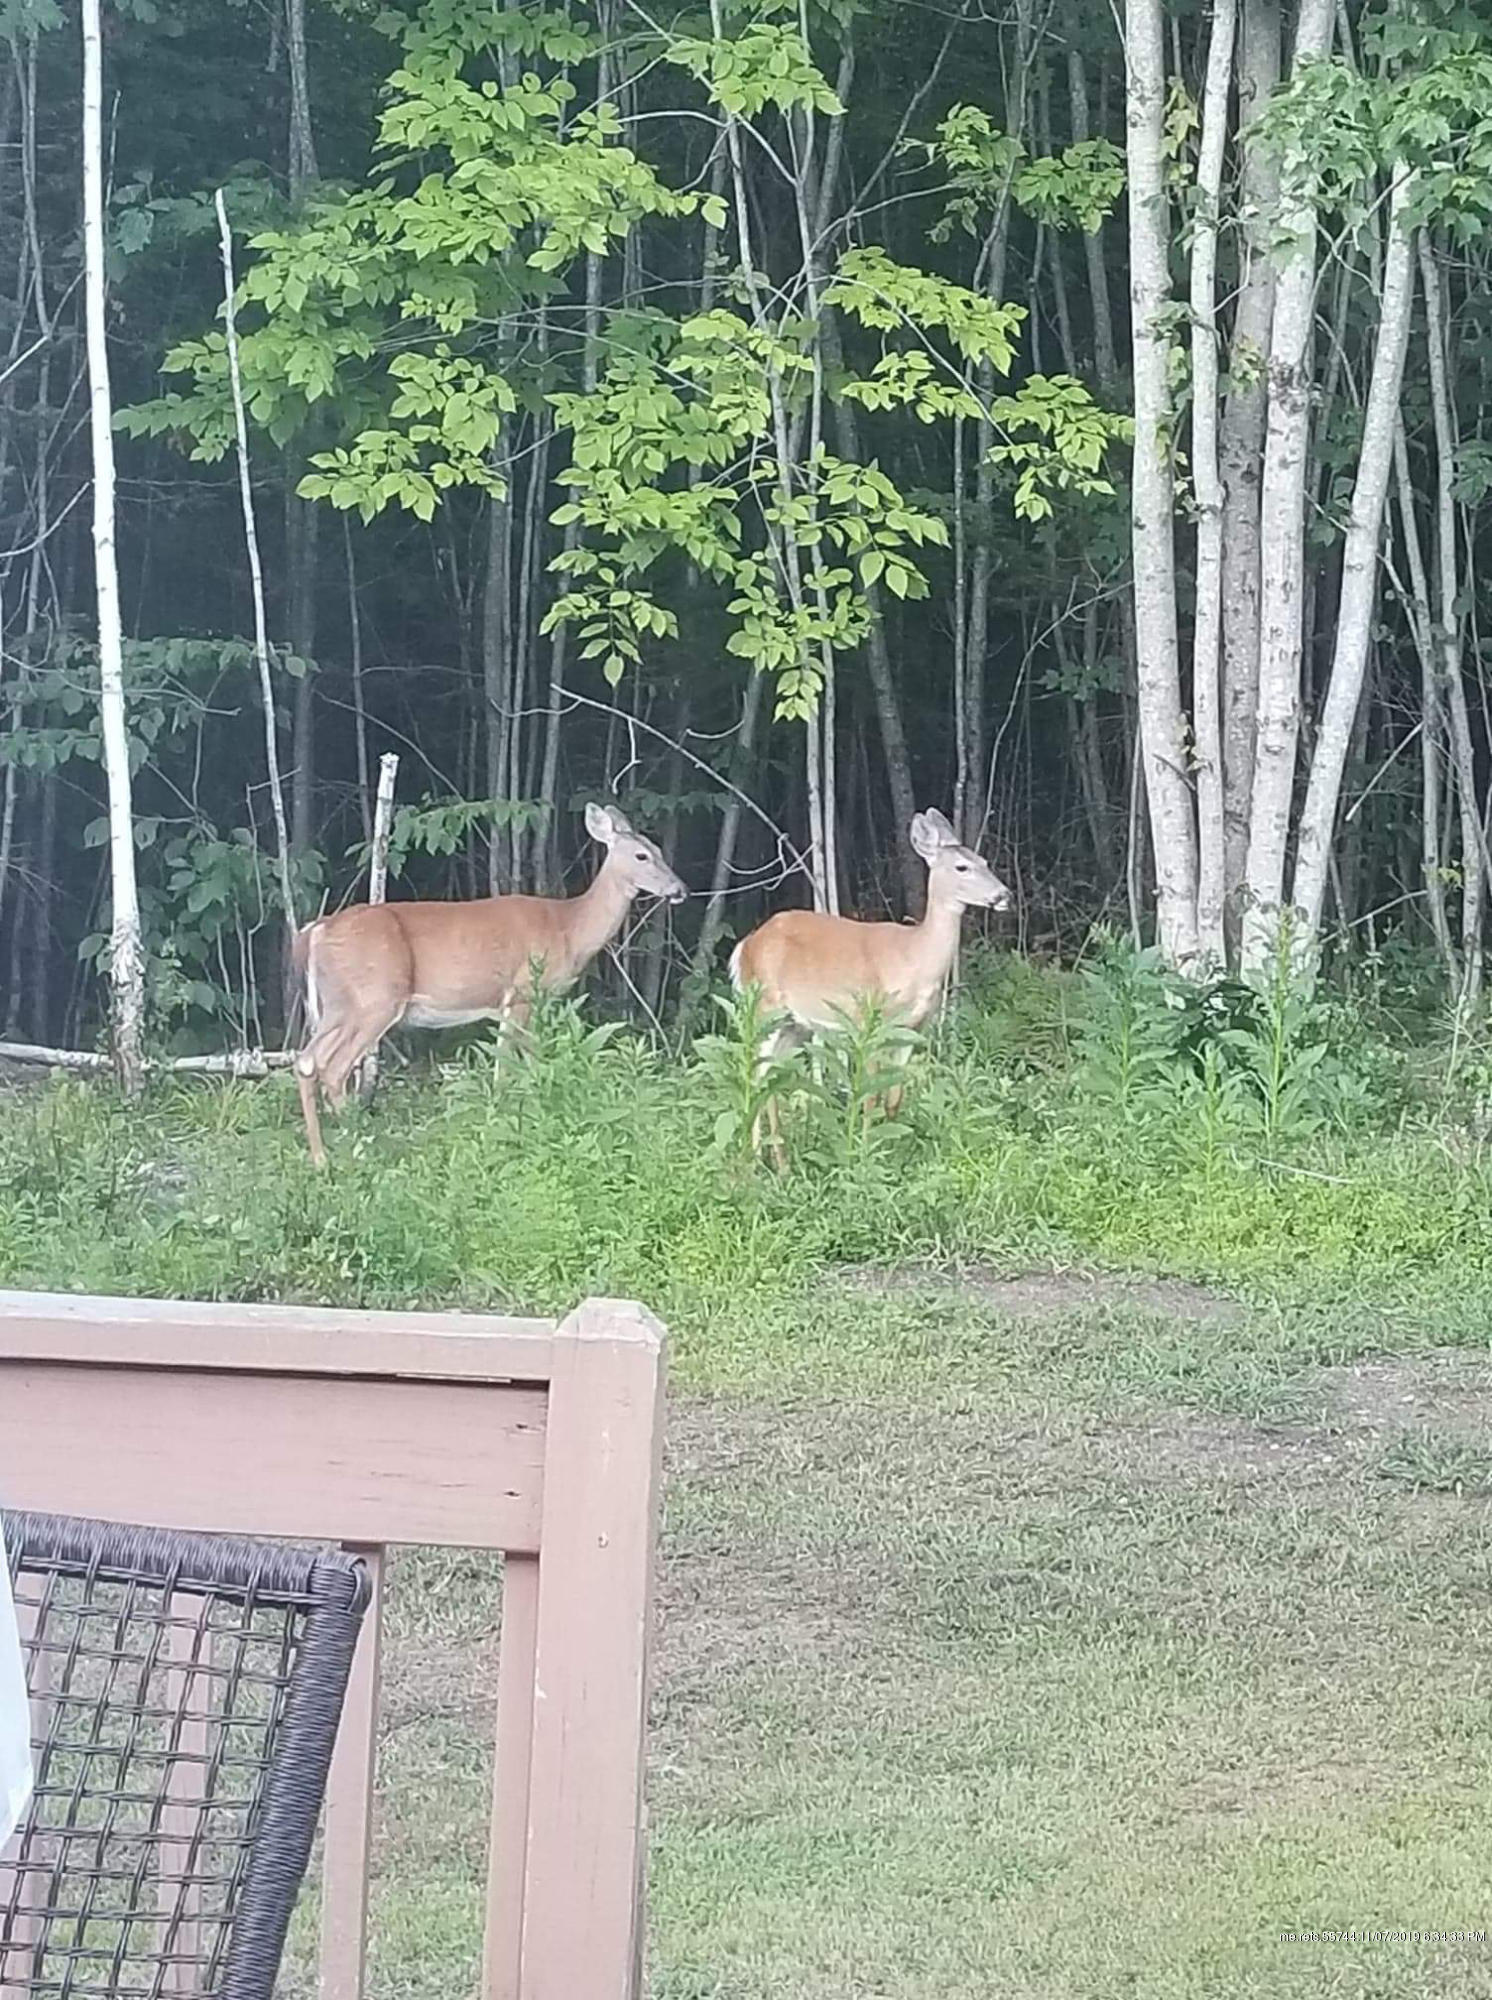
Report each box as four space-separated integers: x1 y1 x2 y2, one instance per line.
922 807 957 844
909 812 939 862
584 801 616 845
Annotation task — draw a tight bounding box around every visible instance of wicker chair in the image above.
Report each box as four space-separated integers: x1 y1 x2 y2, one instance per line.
0 1511 369 2000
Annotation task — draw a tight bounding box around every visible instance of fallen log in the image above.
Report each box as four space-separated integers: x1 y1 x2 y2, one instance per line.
0 1042 296 1076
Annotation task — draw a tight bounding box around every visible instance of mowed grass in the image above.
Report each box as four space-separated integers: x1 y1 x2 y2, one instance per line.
361 1302 1492 2000
3 960 1492 1995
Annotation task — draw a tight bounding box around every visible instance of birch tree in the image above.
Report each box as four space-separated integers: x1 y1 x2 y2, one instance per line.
1187 0 1237 968
1291 163 1418 955
1217 0 1280 941
1125 0 1199 968
1240 0 1335 976
82 0 145 1091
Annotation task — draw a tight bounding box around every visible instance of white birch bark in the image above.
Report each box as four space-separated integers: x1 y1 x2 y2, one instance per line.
1240 0 1335 976
82 0 145 1092
1291 165 1417 956
1218 0 1280 941
357 751 399 1093
1188 0 1236 969
217 189 297 934
1125 0 1199 967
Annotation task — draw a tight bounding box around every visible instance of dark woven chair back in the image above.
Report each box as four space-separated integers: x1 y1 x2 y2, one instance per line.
0 1511 368 2000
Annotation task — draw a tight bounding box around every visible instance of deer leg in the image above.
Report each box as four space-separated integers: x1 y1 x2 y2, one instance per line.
751 1024 799 1173
882 1039 915 1121
295 1023 361 1170
320 1009 401 1111
297 1007 401 1167
495 989 530 1074
762 1090 788 1174
296 1057 329 1170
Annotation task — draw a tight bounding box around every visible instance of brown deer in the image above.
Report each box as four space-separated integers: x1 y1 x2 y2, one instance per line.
293 803 686 1165
729 808 1011 1166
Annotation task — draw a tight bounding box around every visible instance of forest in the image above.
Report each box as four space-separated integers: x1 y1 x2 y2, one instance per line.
5 0 1492 1063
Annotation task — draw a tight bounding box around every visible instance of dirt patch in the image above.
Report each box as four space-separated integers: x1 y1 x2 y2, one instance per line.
664 1395 1336 1530
1309 1352 1492 1440
664 1356 1492 1536
837 1260 1245 1325
1089 1414 1341 1486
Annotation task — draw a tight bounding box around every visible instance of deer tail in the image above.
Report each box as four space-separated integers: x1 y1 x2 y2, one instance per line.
286 920 318 1044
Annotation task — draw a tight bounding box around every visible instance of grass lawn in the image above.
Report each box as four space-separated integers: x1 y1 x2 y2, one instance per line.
363 1274 1492 2000
4 963 1492 1996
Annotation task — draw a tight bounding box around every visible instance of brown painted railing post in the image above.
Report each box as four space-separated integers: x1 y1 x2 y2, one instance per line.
319 1547 385 2000
483 1552 539 2000
518 1300 664 2000
0 1289 666 2000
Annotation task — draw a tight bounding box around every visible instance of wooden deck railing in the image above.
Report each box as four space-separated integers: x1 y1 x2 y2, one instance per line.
0 1289 666 2000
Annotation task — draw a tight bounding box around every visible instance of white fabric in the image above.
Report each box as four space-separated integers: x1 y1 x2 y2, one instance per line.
0 1519 32 1847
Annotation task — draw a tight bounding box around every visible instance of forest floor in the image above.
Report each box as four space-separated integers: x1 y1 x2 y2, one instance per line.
5 966 1492 1996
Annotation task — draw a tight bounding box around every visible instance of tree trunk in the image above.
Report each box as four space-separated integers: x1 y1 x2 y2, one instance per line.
83 0 144 1091
513 426 550 889
1219 0 1282 947
826 339 922 912
284 0 322 860
344 513 371 842
285 0 318 187
960 0 1035 844
1187 0 1236 967
1240 0 1335 975
1124 0 1199 967
284 0 318 862
1420 233 1485 1003
1394 423 1456 980
791 46 854 917
27 762 55 1035
684 668 766 1015
286 490 317 855
1067 47 1116 389
1291 166 1417 959
483 491 512 893
217 190 297 939
711 0 827 906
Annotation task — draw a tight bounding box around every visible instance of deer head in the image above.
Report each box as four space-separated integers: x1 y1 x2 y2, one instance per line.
586 801 688 904
909 808 1011 911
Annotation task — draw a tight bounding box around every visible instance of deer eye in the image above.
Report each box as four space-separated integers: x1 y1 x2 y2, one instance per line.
956 862 969 872
636 851 650 863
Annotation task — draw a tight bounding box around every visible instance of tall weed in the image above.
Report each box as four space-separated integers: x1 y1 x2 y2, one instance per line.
3 951 1492 1339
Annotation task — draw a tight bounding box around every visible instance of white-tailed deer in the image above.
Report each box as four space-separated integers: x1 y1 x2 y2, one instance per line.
729 808 1011 1166
293 802 686 1166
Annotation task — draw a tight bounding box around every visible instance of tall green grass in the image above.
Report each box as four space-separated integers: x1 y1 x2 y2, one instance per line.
3 944 1491 1369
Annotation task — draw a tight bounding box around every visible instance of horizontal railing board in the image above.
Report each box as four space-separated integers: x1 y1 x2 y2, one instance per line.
0 1364 548 1552
0 1288 558 1384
